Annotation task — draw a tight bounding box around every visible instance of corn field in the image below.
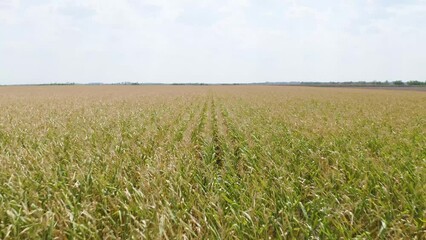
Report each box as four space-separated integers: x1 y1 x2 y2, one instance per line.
0 85 425 239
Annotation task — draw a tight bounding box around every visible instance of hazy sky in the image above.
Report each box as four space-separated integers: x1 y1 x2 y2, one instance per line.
1 0 425 84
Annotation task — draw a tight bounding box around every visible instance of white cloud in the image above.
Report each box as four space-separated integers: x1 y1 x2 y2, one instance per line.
1 0 425 84
0 0 20 24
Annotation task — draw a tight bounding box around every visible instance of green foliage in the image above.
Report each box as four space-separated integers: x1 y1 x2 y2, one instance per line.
393 80 405 86
407 80 426 86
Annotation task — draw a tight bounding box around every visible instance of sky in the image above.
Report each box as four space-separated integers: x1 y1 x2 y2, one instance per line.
1 0 425 84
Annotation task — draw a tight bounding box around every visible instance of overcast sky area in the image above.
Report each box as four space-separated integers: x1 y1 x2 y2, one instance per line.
1 0 426 84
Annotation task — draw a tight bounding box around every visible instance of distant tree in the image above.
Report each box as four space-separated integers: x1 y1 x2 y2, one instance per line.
407 80 426 86
393 80 405 86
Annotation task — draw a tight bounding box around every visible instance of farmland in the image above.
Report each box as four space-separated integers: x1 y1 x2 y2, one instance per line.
0 85 425 239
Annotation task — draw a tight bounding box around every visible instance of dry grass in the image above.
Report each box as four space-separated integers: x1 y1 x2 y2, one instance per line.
0 85 425 239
